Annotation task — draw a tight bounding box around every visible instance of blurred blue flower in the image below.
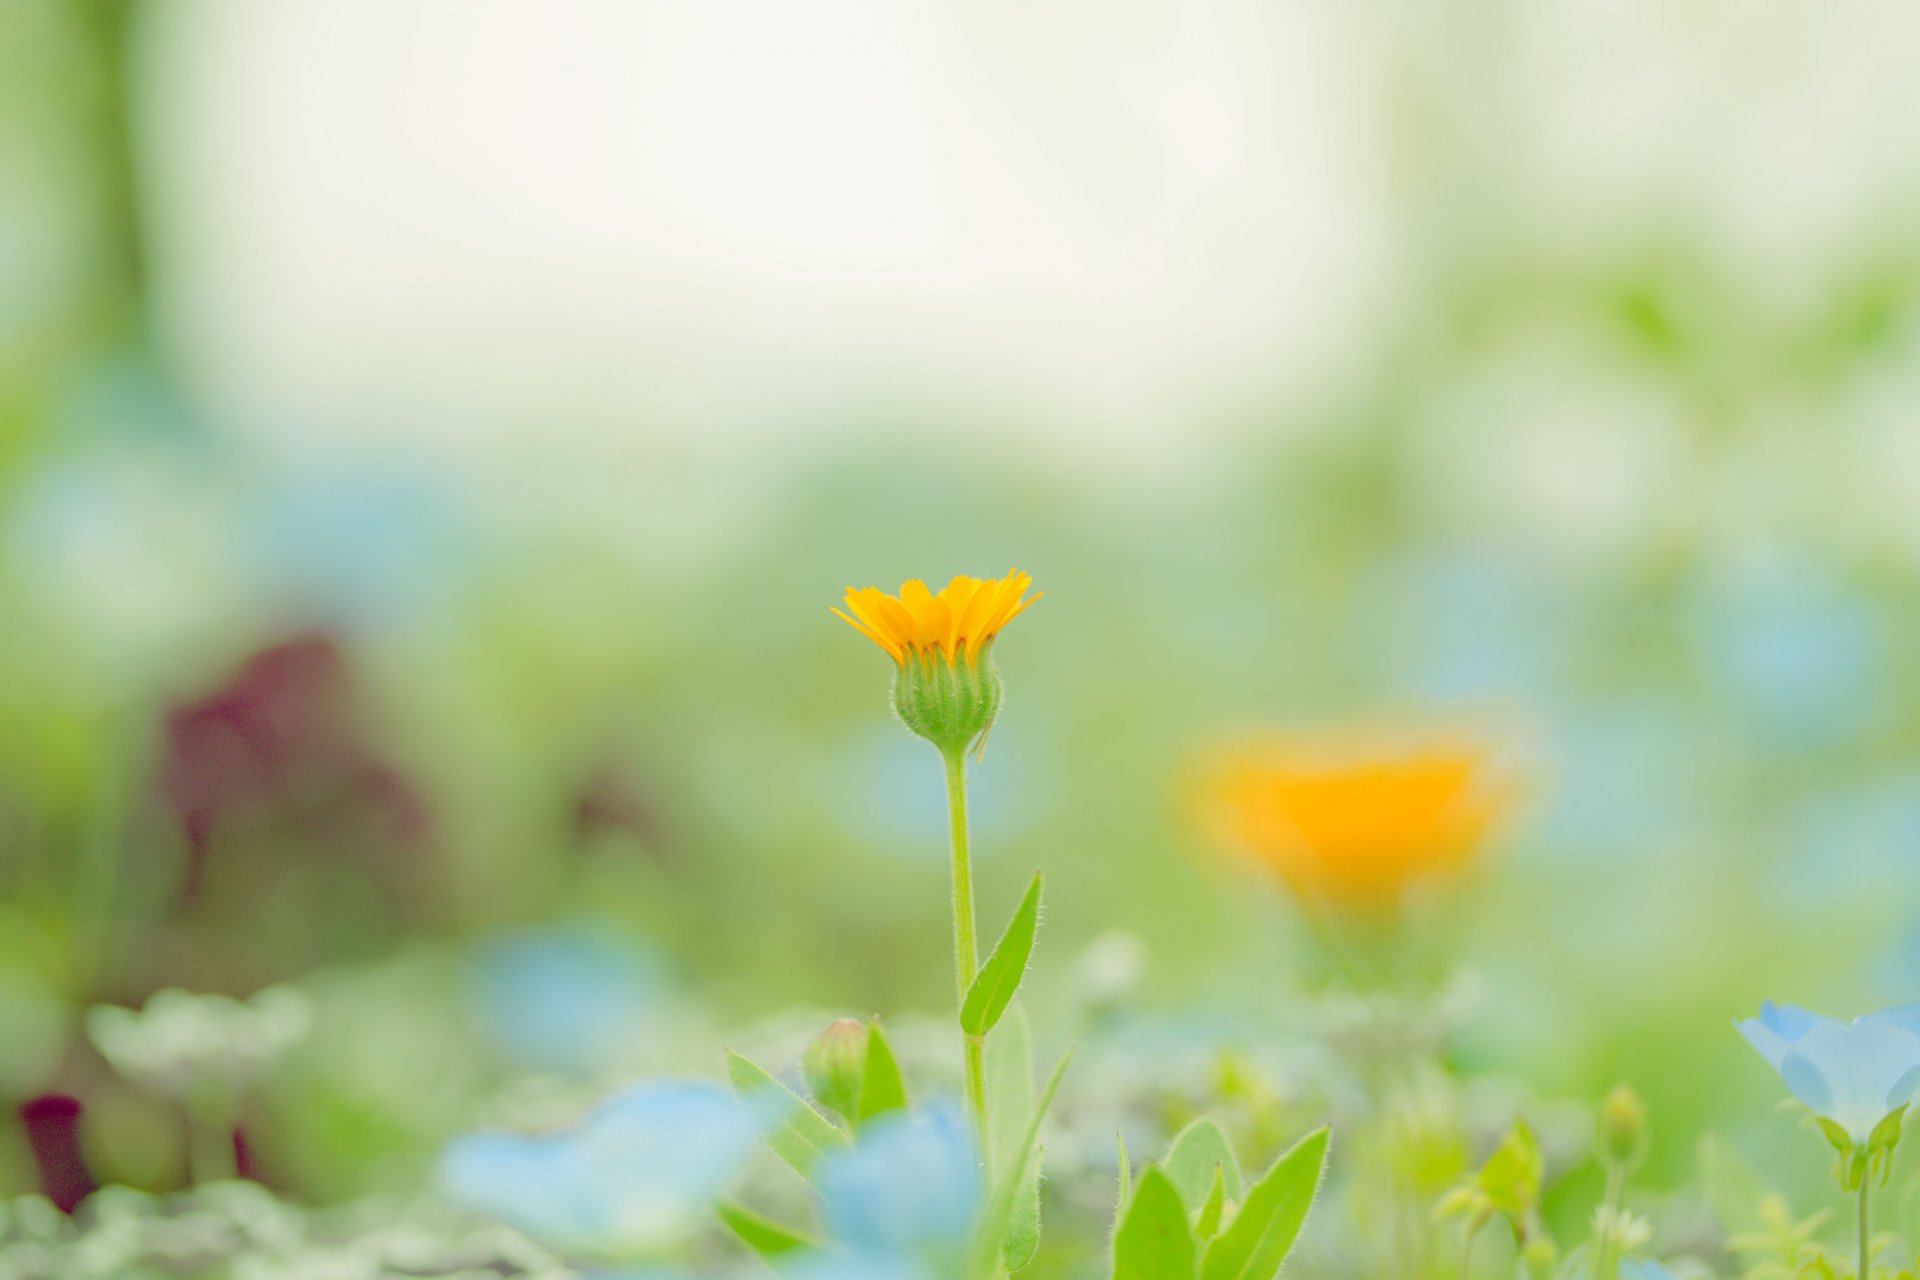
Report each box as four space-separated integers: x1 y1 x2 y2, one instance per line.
1771 781 1920 913
1737 1002 1920 1142
816 1102 981 1265
1363 547 1566 704
1536 702 1704 858
438 1081 757 1257
777 1253 933 1280
1618 1262 1677 1280
242 462 460 631
470 928 662 1074
1693 562 1881 748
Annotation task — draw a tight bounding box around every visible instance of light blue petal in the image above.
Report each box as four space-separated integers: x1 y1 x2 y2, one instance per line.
439 1081 757 1254
1865 1003 1920 1040
1620 1262 1677 1280
818 1102 982 1259
1738 1002 1832 1071
1759 1002 1825 1041
1778 1020 1920 1142
778 1251 932 1280
440 1131 596 1244
471 929 661 1074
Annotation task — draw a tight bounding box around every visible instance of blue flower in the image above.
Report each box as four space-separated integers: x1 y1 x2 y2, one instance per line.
1693 562 1882 748
777 1253 933 1280
815 1102 982 1266
1619 1262 1677 1280
438 1082 758 1257
470 928 662 1074
1737 1002 1920 1142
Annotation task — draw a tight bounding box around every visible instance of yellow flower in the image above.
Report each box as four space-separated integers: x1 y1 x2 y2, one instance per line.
835 570 1041 757
1198 731 1506 909
833 570 1042 666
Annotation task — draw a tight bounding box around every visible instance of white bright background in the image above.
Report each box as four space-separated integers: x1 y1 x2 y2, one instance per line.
135 0 1388 481
108 0 1920 559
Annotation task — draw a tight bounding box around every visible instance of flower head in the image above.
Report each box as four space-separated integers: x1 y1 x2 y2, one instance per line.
1196 731 1506 909
816 1102 982 1264
468 928 661 1075
1737 1001 1920 1147
437 1082 759 1258
835 570 1040 757
834 571 1041 667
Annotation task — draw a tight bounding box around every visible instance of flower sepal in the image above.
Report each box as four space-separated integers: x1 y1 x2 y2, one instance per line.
892 645 1004 759
1813 1103 1908 1193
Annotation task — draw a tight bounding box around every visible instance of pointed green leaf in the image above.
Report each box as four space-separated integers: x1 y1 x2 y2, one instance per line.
1476 1119 1541 1218
961 873 1043 1036
974 1049 1073 1276
725 1049 848 1179
857 1021 908 1125
987 1003 1036 1173
1165 1117 1245 1209
1200 1126 1329 1280
1003 1143 1043 1272
1194 1167 1227 1241
717 1199 816 1257
1110 1132 1135 1259
1113 1167 1198 1280
986 1005 1042 1271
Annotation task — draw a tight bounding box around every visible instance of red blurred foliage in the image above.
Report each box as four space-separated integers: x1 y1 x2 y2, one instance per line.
134 633 440 992
19 1095 95 1213
160 635 431 898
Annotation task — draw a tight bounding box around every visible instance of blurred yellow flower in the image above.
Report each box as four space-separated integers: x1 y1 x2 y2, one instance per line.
834 570 1041 666
1198 732 1506 909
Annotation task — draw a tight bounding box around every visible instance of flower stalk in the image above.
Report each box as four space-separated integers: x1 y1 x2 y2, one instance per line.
1858 1178 1870 1280
943 746 991 1162
835 571 1041 1169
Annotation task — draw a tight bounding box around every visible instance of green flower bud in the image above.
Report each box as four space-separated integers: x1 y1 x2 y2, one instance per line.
1598 1083 1647 1171
891 647 1003 758
1521 1235 1558 1278
802 1018 869 1120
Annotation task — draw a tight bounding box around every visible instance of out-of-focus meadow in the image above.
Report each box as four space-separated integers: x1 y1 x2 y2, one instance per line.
9 2 1920 1277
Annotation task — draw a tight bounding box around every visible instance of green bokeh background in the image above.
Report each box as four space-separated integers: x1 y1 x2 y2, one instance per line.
6 1 1920 1270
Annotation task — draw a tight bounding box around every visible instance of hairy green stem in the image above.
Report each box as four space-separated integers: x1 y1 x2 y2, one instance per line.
943 748 990 1162
1859 1178 1871 1280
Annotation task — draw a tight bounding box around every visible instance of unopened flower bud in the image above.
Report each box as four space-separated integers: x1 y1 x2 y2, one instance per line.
1598 1083 1647 1170
803 1019 869 1120
1522 1236 1558 1278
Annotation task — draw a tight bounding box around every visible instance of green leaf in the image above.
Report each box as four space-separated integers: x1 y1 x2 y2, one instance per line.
1004 1144 1043 1272
1194 1166 1227 1241
987 1003 1036 1173
961 873 1043 1036
1871 1104 1908 1155
986 1006 1042 1271
974 1049 1073 1277
1476 1120 1541 1218
1112 1166 1198 1280
1165 1117 1245 1210
1200 1126 1330 1280
725 1049 848 1179
717 1199 816 1257
857 1021 908 1125
1117 1134 1132 1211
